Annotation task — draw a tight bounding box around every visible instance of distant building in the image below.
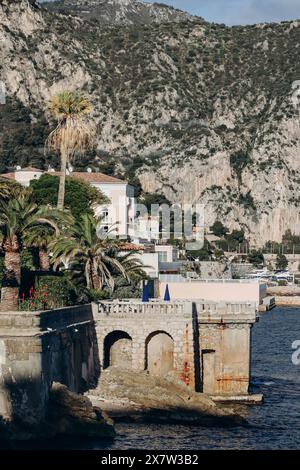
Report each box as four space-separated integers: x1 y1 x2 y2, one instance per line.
59 171 135 239
0 167 44 186
131 213 160 243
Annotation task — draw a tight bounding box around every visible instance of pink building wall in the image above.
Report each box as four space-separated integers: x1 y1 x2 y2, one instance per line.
159 281 266 307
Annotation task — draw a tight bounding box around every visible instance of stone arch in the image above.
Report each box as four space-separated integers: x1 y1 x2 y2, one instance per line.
146 331 174 376
103 330 132 369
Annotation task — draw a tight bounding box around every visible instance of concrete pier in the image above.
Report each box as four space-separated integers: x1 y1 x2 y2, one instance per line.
94 300 260 400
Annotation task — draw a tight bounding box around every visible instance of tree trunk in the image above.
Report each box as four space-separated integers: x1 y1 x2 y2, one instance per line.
0 287 19 312
87 259 101 291
39 247 50 271
91 273 101 291
3 244 21 284
0 238 21 311
57 149 67 210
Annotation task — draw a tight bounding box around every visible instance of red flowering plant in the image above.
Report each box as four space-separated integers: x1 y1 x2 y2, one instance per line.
19 284 50 311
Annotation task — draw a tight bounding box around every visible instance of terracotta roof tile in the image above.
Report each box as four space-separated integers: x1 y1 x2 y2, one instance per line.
0 167 43 180
48 171 127 184
119 243 145 251
0 173 16 180
18 167 43 172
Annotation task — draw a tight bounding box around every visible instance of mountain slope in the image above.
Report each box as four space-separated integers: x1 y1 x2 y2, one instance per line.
42 0 197 25
1 0 300 244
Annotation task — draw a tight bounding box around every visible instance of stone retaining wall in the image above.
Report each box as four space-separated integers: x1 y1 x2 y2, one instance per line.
0 305 99 427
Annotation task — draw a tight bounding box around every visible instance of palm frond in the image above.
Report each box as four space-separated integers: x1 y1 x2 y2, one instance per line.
46 91 94 159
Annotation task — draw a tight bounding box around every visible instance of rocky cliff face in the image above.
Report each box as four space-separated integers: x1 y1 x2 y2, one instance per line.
1 0 300 244
42 0 197 25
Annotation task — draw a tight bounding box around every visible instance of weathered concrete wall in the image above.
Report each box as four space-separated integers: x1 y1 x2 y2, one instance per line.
93 301 256 397
93 302 196 387
0 305 99 427
199 323 251 395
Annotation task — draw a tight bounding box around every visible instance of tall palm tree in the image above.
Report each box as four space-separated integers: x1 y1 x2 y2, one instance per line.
46 91 94 210
0 194 66 310
51 213 146 292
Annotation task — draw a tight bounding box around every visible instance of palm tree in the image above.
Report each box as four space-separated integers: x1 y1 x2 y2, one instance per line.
24 225 54 271
0 194 65 310
0 177 25 201
23 209 74 272
51 213 146 292
46 91 94 210
0 178 11 200
108 248 148 281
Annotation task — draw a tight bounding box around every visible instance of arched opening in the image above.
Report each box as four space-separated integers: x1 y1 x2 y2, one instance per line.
103 331 132 369
146 331 174 376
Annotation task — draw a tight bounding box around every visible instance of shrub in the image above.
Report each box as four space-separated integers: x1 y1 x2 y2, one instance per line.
34 274 78 309
214 249 225 259
110 276 143 300
210 220 228 237
19 284 50 311
248 250 264 267
276 254 288 271
31 175 109 222
230 150 252 182
226 229 245 245
87 289 110 302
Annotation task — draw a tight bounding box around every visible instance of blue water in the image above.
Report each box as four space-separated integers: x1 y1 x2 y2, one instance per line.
11 307 300 450
107 307 300 450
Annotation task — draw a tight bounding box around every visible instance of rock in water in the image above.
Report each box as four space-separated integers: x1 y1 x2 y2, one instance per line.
88 367 247 426
46 383 115 438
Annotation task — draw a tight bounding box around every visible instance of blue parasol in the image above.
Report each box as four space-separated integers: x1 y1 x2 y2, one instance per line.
164 284 171 302
142 282 150 302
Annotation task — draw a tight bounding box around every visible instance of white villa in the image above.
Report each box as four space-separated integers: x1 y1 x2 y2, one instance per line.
0 167 136 239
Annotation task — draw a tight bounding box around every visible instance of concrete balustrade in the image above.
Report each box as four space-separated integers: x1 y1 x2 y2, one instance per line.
97 299 256 318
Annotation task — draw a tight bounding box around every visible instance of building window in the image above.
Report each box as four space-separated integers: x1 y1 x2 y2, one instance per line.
158 251 168 263
101 208 109 222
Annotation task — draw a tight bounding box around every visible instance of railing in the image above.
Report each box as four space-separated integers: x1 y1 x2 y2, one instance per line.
98 300 185 316
159 275 261 284
97 300 256 316
194 301 255 315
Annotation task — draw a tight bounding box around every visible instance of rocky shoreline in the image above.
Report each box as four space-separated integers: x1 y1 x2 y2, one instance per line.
87 367 247 427
0 370 247 443
0 383 115 442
